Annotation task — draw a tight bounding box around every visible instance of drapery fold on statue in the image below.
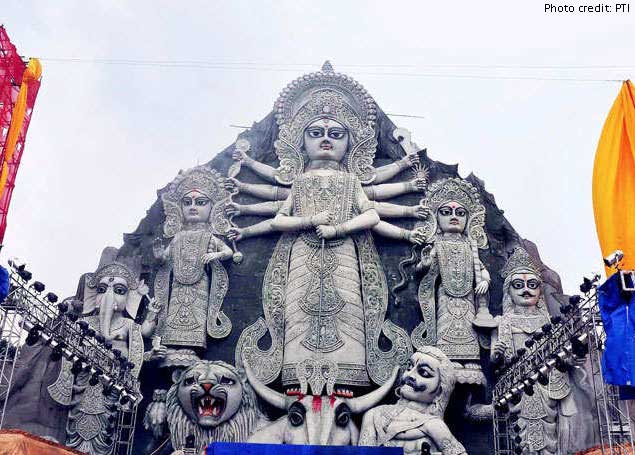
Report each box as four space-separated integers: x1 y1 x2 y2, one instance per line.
592 80 635 274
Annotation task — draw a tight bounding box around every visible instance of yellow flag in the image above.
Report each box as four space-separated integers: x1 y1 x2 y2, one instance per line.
592 80 635 274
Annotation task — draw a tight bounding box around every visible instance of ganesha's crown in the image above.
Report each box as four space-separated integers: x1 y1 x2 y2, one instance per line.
501 247 542 279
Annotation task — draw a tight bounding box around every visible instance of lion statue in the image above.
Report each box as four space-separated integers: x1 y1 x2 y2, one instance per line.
152 360 263 453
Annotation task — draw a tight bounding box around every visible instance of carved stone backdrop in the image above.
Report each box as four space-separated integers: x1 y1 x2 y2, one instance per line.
90 65 591 454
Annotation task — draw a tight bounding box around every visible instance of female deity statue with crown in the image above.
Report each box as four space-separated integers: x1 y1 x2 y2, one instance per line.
230 62 417 392
151 166 234 365
383 178 493 384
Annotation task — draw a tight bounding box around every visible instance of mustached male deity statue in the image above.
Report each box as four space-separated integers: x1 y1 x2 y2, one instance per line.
491 248 577 454
231 62 415 392
152 166 234 366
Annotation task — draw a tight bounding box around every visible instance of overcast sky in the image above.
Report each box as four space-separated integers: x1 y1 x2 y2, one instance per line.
2 1 634 297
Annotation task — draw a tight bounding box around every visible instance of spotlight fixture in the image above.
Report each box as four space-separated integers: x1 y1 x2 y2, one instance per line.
57 302 68 314
50 345 63 362
46 292 58 303
550 315 562 325
31 281 45 293
603 250 624 268
569 295 582 306
17 269 32 282
7 257 26 271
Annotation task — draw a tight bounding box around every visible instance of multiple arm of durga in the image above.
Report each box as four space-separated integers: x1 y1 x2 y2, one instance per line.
224 144 429 244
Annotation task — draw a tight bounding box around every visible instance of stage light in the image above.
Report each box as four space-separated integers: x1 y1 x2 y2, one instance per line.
581 277 595 293
524 383 534 396
71 360 83 376
510 390 522 405
550 315 562 325
537 372 549 386
555 357 570 373
50 345 63 362
560 304 572 314
119 394 130 405
31 281 45 293
68 313 78 322
569 295 582 306
102 384 113 397
46 292 58 303
604 250 624 268
8 257 26 271
17 269 32 282
524 338 535 348
104 341 112 350
95 334 105 344
77 321 89 332
421 442 431 455
542 323 552 334
86 328 96 338
89 373 100 386
111 349 121 359
516 348 526 357
532 332 544 342
25 327 40 346
514 435 522 444
57 302 68 314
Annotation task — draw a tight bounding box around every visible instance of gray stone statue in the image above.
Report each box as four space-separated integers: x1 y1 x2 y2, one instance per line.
491 247 577 455
48 251 149 455
231 62 415 390
152 166 234 365
359 347 467 455
388 178 493 384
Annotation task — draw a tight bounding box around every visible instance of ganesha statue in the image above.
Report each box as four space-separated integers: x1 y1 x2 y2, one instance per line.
47 249 150 455
359 347 467 455
491 248 577 454
152 166 234 366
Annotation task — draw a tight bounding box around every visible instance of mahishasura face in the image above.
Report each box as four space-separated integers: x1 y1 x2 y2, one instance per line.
400 352 442 404
181 190 212 224
96 276 128 312
303 117 350 163
437 201 468 234
509 272 542 307
177 363 243 427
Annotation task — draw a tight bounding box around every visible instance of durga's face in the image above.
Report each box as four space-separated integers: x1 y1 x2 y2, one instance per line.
303 117 350 163
181 190 212 224
509 272 542 308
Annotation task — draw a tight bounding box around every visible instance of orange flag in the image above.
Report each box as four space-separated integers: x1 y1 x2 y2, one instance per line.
592 80 635 275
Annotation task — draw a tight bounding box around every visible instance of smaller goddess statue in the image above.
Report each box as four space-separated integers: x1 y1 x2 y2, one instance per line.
151 166 234 365
382 178 493 383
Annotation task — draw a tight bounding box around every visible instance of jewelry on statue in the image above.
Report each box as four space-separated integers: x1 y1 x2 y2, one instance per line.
396 159 409 172
400 229 410 241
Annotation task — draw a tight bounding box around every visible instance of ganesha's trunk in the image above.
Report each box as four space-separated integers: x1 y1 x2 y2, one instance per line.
99 290 115 341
